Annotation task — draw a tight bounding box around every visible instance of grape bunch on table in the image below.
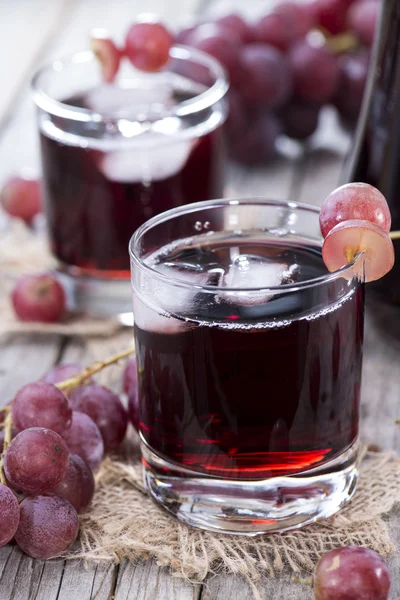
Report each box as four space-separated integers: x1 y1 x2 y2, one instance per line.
176 0 380 165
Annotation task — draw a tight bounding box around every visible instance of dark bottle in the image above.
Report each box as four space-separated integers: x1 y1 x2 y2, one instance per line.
344 0 400 325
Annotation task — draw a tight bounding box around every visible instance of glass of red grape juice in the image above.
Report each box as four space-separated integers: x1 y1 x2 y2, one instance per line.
32 45 228 316
130 198 365 535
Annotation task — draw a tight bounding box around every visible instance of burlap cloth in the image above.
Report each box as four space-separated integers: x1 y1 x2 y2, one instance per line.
1 221 400 587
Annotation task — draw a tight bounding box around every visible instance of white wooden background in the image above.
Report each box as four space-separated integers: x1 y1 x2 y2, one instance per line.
0 1 399 599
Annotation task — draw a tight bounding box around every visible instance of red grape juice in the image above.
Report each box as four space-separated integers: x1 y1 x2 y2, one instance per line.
39 84 226 278
134 236 364 480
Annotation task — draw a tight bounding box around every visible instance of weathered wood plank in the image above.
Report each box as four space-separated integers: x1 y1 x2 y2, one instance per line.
34 559 66 600
0 334 61 404
202 573 312 600
57 560 116 600
0 546 45 600
114 560 201 600
360 313 400 453
0 0 72 127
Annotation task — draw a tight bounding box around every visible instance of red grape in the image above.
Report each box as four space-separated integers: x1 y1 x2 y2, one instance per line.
50 453 95 513
43 362 87 385
0 483 20 547
0 176 42 223
347 0 380 47
230 112 280 165
12 381 72 434
128 386 140 432
289 40 340 103
15 495 79 559
62 411 104 471
122 357 137 395
334 50 369 125
314 546 391 599
322 219 394 282
124 20 174 72
12 273 66 323
216 13 253 44
313 0 353 35
281 101 321 139
252 13 296 51
319 182 391 237
69 384 128 451
240 44 292 108
90 29 121 83
4 428 69 494
189 24 243 86
274 1 316 38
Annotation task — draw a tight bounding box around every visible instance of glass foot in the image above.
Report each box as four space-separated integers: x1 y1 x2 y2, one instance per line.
57 270 133 319
141 441 359 535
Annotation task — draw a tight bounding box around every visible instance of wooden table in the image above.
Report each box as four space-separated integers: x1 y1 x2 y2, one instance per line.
1 0 399 598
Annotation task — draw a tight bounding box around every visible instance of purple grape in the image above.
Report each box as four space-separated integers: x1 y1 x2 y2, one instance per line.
314 546 391 599
189 24 243 86
216 13 253 44
12 381 72 434
50 453 95 513
334 50 369 126
230 112 280 165
281 101 321 139
0 483 20 547
314 0 352 35
122 357 137 395
347 0 380 47
15 495 79 559
274 1 315 38
4 428 69 494
42 363 85 385
289 40 340 104
240 44 292 109
62 411 104 471
69 384 128 451
252 13 296 51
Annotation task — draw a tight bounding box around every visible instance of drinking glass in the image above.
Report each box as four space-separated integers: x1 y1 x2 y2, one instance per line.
32 46 228 316
130 198 365 535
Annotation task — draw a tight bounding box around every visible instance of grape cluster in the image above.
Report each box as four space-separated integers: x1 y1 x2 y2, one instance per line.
0 356 139 559
176 0 380 164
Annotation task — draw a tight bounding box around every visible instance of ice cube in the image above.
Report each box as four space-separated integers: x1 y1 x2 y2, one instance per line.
85 81 174 116
100 133 196 183
136 262 210 328
219 254 288 306
133 292 189 334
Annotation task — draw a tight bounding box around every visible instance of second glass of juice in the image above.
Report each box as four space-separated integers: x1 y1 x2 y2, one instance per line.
130 199 365 535
32 46 228 315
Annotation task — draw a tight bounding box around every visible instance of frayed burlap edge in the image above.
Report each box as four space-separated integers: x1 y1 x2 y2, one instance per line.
68 448 400 584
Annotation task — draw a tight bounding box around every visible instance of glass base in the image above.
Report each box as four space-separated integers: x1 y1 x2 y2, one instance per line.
57 270 133 322
141 441 359 535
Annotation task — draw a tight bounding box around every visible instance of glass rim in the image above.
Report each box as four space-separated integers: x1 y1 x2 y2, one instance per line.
129 198 364 294
31 45 229 123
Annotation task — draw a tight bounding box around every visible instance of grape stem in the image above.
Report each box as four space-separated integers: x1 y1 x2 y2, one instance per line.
389 231 400 240
323 31 360 54
56 346 136 392
291 575 313 587
0 406 13 486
